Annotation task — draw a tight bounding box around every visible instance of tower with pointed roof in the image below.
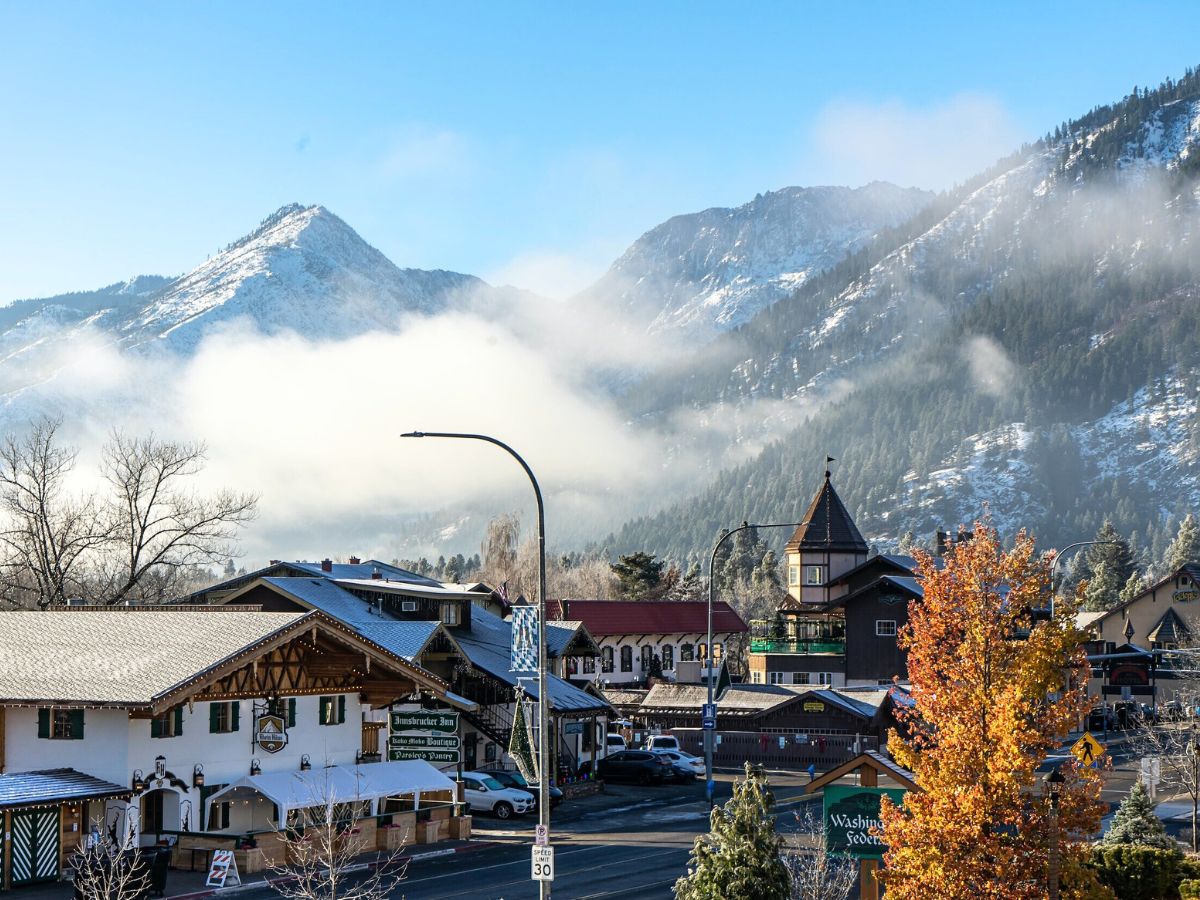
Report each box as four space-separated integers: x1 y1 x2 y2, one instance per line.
784 465 869 604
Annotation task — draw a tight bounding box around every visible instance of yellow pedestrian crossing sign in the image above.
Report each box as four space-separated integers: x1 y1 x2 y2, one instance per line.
1071 732 1105 765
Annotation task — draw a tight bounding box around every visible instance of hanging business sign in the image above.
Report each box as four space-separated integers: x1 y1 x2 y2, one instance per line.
255 714 288 754
803 701 826 713
511 606 539 672
389 749 460 764
388 734 462 750
822 785 906 859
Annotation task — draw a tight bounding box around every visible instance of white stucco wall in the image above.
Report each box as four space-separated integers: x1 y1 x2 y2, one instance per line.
569 633 741 686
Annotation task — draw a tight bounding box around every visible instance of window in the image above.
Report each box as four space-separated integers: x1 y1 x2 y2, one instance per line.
583 655 596 674
151 707 183 739
751 671 763 684
440 601 460 626
804 566 824 586
769 672 785 685
817 672 833 685
209 701 241 734
697 643 707 660
792 672 810 685
789 565 801 586
602 647 614 673
38 707 84 740
319 695 347 726
566 657 579 676
661 645 674 671
876 620 897 637
712 642 723 660
641 645 654 672
620 646 633 672
680 643 694 662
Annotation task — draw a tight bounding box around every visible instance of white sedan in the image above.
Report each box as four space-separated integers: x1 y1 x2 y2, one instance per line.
650 749 705 776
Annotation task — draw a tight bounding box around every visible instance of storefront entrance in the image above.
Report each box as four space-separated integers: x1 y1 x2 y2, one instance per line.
9 807 60 885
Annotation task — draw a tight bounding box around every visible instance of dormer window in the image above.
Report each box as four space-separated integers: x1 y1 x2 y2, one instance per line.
805 566 824 586
440 601 460 626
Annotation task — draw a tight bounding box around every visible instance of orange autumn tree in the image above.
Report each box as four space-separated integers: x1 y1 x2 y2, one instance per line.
878 521 1107 900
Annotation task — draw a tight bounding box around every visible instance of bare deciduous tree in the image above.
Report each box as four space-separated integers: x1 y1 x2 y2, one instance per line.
0 418 257 607
71 816 151 900
99 431 257 604
269 795 407 900
0 418 109 607
783 806 858 900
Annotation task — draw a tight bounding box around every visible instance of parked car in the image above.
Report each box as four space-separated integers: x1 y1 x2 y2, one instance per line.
606 733 628 751
459 772 535 820
650 749 705 779
644 734 680 752
596 750 672 785
477 769 564 810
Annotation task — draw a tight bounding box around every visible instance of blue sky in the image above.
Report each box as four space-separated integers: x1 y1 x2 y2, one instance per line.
3 2 1199 302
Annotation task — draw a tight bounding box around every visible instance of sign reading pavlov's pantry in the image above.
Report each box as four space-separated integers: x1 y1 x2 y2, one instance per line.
822 785 906 859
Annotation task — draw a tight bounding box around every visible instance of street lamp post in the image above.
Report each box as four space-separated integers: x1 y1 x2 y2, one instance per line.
706 521 802 806
1047 540 1119 619
1045 767 1064 900
401 431 551 900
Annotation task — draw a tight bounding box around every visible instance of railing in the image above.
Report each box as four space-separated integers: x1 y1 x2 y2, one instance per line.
749 638 845 654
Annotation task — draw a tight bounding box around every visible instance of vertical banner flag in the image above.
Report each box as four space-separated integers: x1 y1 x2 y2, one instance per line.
511 606 539 672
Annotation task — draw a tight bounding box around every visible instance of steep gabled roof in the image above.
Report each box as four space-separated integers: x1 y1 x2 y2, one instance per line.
1148 607 1193 645
786 472 868 554
827 574 924 610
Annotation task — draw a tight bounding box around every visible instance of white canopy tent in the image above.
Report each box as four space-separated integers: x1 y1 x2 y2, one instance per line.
204 760 458 827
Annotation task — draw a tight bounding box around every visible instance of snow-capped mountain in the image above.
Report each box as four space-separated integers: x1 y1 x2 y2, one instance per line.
116 204 486 351
613 71 1200 560
580 182 933 342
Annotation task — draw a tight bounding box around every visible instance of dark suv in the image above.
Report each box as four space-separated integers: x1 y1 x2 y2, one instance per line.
596 750 671 785
477 769 564 809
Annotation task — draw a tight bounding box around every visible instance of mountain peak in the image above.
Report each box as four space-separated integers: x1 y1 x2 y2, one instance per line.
580 182 935 341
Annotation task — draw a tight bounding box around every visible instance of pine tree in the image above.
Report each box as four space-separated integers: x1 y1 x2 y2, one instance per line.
674 763 789 900
1102 781 1176 850
1119 571 1148 606
1165 513 1200 573
1081 520 1137 610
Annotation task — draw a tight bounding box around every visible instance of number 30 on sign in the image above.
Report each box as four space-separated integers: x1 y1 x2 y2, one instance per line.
532 845 554 882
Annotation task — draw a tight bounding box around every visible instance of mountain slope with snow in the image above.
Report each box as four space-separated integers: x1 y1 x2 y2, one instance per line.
580 183 933 342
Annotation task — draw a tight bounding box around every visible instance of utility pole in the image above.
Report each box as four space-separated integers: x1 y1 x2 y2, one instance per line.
401 431 552 899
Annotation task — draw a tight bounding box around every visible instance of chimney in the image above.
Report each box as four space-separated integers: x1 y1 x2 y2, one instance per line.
321 558 333 573
348 556 361 565
371 568 382 580
269 559 281 566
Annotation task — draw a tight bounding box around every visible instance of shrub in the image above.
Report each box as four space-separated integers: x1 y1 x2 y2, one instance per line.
1180 878 1200 899
1088 845 1181 900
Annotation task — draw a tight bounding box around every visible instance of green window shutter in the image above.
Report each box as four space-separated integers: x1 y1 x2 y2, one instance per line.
151 717 163 739
174 706 184 736
37 708 49 739
319 697 328 726
70 709 84 740
232 702 241 732
288 698 296 728
338 695 346 724
210 704 221 733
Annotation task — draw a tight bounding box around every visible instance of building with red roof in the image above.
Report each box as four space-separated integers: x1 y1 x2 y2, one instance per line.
546 599 748 687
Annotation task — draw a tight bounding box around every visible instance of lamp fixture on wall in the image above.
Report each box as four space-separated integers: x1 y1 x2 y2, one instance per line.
193 764 205 788
131 769 146 793
299 754 311 771
250 758 261 776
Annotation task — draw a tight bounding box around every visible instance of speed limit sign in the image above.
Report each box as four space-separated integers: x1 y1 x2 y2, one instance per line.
532 845 554 882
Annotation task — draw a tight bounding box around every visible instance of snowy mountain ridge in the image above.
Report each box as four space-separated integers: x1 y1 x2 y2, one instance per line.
579 182 934 342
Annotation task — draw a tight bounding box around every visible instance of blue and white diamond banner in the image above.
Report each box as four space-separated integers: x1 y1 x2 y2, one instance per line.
510 606 539 672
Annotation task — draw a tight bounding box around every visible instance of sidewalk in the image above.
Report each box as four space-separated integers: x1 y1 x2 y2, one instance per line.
13 840 502 900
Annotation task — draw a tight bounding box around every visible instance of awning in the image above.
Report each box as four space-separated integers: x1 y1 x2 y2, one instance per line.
0 768 130 810
204 760 457 822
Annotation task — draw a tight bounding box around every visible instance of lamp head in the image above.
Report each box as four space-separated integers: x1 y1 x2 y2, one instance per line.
400 432 425 438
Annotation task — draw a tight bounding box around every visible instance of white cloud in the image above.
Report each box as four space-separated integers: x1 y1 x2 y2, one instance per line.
486 248 611 300
804 93 1024 190
962 335 1017 397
